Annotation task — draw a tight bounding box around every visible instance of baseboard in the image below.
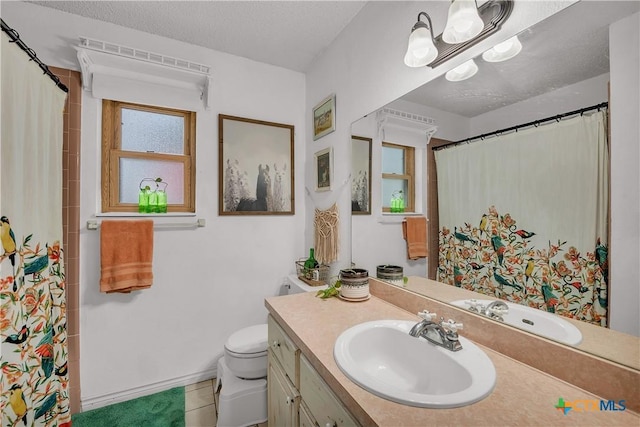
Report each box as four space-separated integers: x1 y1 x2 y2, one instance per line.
80 367 217 412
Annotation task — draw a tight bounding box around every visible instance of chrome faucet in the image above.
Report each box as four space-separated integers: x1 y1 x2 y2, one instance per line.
483 300 509 320
409 310 464 352
464 299 509 322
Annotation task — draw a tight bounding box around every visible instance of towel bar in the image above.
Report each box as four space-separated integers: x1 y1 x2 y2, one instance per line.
87 218 205 230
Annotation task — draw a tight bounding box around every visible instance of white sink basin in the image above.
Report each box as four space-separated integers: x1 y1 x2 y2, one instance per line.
450 299 583 345
333 320 496 408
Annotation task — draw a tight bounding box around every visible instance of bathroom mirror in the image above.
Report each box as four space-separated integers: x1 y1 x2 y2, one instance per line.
351 1 640 369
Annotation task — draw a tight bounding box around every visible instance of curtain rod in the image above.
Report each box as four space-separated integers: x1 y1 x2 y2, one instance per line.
433 102 608 151
1 18 69 93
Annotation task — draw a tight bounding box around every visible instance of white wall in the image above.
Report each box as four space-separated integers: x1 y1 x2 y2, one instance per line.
609 12 640 336
2 1 306 407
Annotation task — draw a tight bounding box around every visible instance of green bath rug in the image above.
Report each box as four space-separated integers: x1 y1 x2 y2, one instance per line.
72 386 185 427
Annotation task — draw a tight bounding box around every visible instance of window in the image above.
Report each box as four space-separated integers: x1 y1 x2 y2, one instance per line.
382 141 415 212
102 100 196 212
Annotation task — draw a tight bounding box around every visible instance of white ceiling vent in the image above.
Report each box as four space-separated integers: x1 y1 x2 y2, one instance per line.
79 37 211 74
76 37 212 110
376 107 438 140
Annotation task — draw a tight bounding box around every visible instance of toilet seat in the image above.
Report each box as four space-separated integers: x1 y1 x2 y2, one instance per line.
224 324 268 379
224 324 268 354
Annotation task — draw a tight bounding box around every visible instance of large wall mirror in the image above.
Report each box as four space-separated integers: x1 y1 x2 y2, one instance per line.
351 1 639 370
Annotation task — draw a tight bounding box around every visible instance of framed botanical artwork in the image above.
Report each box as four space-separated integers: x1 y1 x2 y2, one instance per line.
314 147 332 192
313 94 336 140
351 135 372 214
218 114 294 215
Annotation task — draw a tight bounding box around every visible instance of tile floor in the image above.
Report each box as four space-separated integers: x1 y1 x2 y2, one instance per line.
185 379 267 427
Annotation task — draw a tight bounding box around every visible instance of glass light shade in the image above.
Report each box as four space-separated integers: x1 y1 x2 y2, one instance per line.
445 59 479 81
482 35 522 62
404 25 438 67
443 0 484 44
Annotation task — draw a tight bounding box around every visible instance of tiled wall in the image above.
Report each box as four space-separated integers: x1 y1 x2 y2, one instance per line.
50 66 81 414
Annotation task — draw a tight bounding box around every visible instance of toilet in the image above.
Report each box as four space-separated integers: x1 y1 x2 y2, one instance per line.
216 324 268 427
216 276 315 427
224 324 268 379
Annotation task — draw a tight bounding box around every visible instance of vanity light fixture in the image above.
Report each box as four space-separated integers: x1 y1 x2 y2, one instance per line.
404 12 438 68
443 0 484 44
445 59 479 82
404 0 513 68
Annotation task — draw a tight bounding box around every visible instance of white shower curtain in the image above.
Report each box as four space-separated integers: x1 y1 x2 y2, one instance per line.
435 112 609 326
1 33 70 425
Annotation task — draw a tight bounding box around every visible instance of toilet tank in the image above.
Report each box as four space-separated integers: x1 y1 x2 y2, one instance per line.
283 274 328 295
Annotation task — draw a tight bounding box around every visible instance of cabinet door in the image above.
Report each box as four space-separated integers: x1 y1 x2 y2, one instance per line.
299 401 317 427
268 315 300 386
299 354 359 426
268 354 300 427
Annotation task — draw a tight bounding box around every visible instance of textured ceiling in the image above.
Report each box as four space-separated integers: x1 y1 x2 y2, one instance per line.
26 0 367 73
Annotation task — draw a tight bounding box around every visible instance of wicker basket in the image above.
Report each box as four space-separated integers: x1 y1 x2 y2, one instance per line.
295 259 329 286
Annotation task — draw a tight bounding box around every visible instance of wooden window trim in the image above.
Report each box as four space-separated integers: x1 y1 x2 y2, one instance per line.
382 142 415 212
101 100 196 212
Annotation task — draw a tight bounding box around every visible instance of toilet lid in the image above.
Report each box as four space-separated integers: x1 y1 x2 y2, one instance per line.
225 324 268 354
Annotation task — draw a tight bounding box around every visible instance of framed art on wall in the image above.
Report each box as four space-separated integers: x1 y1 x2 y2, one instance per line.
218 114 295 215
313 94 336 140
351 135 372 214
314 147 332 192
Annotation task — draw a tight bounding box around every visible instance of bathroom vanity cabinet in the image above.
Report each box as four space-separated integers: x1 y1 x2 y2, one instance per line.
265 292 640 426
268 315 358 427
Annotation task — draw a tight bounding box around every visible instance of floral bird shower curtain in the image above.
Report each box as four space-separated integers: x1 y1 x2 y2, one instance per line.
1 33 70 426
435 112 609 326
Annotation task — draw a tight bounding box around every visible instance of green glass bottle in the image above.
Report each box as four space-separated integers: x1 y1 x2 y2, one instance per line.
138 188 149 213
157 190 167 213
304 248 319 279
148 191 158 213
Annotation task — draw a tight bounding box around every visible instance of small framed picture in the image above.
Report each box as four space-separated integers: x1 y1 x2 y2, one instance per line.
351 135 372 214
314 147 332 192
218 114 295 215
313 94 336 140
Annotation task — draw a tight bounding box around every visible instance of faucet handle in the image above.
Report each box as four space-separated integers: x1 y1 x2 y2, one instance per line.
464 299 483 312
417 310 437 321
487 305 509 317
465 299 478 308
442 319 463 333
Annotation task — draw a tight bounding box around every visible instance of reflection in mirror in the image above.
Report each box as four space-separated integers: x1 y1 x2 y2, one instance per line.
403 276 639 371
351 136 372 215
351 1 640 369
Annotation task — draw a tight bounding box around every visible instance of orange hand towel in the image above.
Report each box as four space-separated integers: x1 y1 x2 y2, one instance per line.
100 220 154 293
403 217 428 260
